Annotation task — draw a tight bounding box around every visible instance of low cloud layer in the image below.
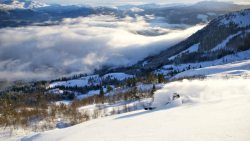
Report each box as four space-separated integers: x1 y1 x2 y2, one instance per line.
0 15 204 80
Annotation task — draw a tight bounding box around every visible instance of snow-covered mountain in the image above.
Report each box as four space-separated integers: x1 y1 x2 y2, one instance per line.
192 1 246 11
218 9 250 28
0 0 49 9
134 9 250 72
0 1 249 28
44 9 250 93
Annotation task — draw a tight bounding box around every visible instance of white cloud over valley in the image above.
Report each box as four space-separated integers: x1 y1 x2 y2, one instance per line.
0 15 204 80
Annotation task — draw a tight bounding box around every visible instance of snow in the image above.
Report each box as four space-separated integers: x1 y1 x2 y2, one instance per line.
168 54 178 60
168 43 200 60
130 7 144 12
48 75 100 88
49 79 92 88
220 9 250 28
49 73 133 88
48 88 64 94
152 78 250 107
0 128 34 141
55 100 72 106
78 98 152 117
137 83 164 92
21 78 250 141
76 83 164 100
183 43 199 53
157 49 250 76
0 0 49 10
102 73 134 81
173 59 250 79
211 31 242 51
76 89 104 100
197 14 208 22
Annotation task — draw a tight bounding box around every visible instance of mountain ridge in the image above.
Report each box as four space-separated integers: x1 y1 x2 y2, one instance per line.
0 0 49 9
132 9 250 71
1 1 249 28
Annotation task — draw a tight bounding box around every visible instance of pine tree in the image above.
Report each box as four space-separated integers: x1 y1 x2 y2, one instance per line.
147 73 157 83
107 85 113 93
158 74 165 83
99 87 105 104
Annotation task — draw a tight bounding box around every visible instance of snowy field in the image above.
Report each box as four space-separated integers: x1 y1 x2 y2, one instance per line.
20 78 250 141
49 73 134 88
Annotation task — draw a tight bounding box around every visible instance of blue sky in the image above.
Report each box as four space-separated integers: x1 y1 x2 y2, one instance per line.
39 0 250 6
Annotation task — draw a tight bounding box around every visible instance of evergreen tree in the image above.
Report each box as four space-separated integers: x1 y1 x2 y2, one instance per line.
107 85 113 93
147 73 157 83
158 74 165 83
99 87 105 104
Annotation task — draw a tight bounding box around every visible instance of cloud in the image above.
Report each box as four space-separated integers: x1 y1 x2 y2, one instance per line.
0 15 204 80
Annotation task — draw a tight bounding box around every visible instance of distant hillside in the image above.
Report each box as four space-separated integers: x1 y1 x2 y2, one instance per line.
0 0 49 9
0 1 249 28
134 9 250 71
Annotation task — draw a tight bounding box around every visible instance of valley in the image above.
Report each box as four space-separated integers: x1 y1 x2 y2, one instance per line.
0 1 250 141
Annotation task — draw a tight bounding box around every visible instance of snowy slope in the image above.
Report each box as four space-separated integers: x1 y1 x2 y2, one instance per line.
156 49 250 76
219 9 250 28
49 73 133 88
22 78 250 141
75 83 164 100
103 73 134 81
48 75 100 88
169 43 200 60
173 59 250 79
211 31 247 51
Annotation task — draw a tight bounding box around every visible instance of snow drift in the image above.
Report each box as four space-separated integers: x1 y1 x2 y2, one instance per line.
152 78 250 108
